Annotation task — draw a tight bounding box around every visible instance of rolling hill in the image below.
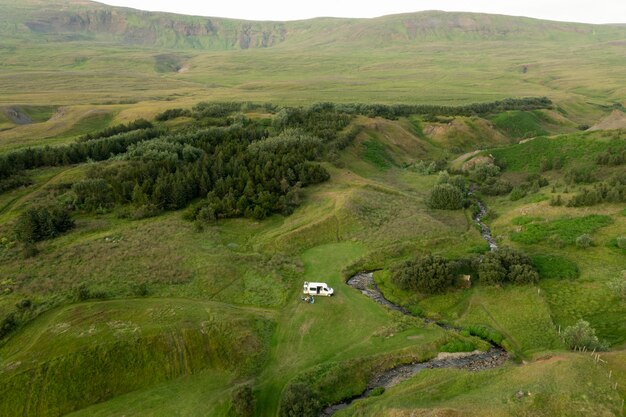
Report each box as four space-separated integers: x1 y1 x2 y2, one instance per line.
0 0 624 116
0 1 625 416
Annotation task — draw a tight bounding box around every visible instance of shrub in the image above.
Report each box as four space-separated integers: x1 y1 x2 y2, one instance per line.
566 166 595 184
392 255 455 294
481 178 513 196
575 234 593 248
478 255 508 285
0 313 17 341
231 385 254 417
507 264 539 285
478 247 538 285
562 320 607 351
509 187 527 201
469 163 501 183
427 184 464 210
369 387 385 396
279 383 320 417
549 195 563 206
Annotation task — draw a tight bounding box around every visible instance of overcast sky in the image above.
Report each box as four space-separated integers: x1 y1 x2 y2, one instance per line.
97 0 626 24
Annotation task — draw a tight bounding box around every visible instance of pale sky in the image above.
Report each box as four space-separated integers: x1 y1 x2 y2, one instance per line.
97 0 626 24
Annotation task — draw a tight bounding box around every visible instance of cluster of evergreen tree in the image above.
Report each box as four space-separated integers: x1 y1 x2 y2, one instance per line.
0 174 32 193
596 144 626 166
69 126 331 221
566 174 626 207
330 97 552 120
154 98 552 126
14 205 74 243
78 119 153 142
272 103 353 141
0 127 162 180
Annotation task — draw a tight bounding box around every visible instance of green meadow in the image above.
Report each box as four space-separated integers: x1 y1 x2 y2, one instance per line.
0 1 625 416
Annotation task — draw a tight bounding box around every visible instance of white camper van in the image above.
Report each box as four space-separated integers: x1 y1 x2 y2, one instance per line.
303 281 334 296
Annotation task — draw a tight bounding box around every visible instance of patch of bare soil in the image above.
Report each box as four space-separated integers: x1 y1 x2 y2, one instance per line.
589 109 626 131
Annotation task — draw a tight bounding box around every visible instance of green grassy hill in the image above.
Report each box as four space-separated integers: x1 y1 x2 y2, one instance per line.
0 0 624 120
0 1 625 416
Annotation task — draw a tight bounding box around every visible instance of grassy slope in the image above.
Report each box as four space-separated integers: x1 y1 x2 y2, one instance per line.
0 2 624 125
0 299 275 416
335 353 623 416
0 4 624 409
0 114 625 415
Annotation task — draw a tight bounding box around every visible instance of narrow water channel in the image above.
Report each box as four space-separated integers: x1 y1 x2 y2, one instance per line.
319 272 508 416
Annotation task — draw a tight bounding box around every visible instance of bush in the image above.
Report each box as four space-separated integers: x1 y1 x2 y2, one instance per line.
562 320 607 351
478 247 538 285
575 234 593 248
427 184 464 210
0 313 18 341
279 383 320 417
481 178 513 196
469 163 501 183
507 264 539 285
369 387 385 396
509 187 527 201
231 385 254 417
392 255 455 294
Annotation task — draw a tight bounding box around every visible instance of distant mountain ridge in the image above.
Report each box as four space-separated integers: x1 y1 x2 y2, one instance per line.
1 0 625 50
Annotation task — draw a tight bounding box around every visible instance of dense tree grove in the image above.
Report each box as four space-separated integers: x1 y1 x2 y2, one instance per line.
78 119 153 142
478 248 539 285
331 97 552 120
14 205 74 243
72 125 330 221
0 128 162 180
392 254 456 294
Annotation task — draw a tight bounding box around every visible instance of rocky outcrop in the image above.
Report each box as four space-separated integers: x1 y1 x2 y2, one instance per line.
24 8 288 50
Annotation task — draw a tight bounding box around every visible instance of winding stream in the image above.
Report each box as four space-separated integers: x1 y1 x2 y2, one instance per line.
319 272 508 416
474 199 498 251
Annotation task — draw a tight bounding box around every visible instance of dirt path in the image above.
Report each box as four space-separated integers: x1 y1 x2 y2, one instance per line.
320 272 509 416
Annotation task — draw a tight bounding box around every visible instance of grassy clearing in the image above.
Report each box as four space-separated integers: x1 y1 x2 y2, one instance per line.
255 242 449 416
491 110 548 139
532 254 580 280
334 353 622 416
510 214 613 245
489 130 625 173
